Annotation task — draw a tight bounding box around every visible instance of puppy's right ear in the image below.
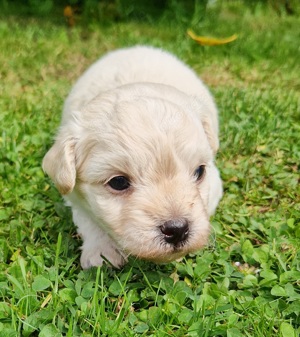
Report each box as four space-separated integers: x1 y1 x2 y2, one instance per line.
42 131 77 195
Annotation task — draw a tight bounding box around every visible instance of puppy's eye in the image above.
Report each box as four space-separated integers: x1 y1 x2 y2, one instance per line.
107 176 130 191
194 165 206 181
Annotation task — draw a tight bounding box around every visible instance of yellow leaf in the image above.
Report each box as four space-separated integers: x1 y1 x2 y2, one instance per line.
63 5 75 27
63 6 73 18
187 30 238 46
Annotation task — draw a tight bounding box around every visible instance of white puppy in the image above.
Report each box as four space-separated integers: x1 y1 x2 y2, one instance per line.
43 46 223 268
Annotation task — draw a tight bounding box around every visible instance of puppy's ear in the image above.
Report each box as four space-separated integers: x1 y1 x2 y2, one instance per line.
201 114 219 155
190 97 219 155
42 130 77 195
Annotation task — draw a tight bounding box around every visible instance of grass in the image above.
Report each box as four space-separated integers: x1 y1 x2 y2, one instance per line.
0 2 299 336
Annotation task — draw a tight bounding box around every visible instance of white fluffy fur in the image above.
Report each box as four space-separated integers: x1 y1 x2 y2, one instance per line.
43 46 223 268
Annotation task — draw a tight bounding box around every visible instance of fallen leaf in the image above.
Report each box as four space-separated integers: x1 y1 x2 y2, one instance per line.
63 6 73 18
64 6 75 27
187 30 238 46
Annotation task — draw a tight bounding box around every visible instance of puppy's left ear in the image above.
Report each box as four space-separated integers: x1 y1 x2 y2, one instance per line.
42 129 77 195
191 97 219 155
201 113 219 155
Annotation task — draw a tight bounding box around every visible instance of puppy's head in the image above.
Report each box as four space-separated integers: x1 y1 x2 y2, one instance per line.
43 84 222 262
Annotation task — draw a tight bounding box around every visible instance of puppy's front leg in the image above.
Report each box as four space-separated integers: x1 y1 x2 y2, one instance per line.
70 205 127 269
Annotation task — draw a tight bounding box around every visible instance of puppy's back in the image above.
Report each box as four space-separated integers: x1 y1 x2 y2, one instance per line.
64 46 216 122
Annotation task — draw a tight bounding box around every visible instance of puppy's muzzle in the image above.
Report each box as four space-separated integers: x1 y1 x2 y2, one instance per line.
160 219 189 246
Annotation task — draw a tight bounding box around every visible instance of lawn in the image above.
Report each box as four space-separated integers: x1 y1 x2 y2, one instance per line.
0 1 299 336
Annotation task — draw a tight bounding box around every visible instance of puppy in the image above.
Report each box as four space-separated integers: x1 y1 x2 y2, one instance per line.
43 46 223 268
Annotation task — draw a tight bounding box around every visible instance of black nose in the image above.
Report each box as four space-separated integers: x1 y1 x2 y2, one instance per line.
160 219 189 245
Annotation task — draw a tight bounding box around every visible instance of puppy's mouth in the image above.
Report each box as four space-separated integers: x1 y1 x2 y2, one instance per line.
145 237 192 263
132 222 193 263
171 240 189 252
160 231 191 255
119 219 210 263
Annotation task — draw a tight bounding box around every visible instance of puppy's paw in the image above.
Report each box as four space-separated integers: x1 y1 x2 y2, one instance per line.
80 246 127 269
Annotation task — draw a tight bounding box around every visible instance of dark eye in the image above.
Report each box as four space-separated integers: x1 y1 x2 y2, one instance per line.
194 165 206 181
107 176 131 191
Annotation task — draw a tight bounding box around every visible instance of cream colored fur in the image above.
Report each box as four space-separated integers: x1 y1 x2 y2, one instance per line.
43 46 223 268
